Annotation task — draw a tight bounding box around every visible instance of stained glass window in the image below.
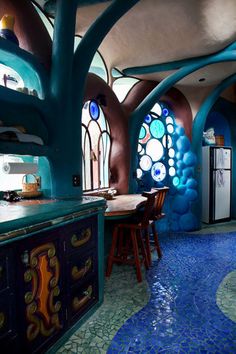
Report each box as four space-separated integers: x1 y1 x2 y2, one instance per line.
82 100 111 191
136 101 178 187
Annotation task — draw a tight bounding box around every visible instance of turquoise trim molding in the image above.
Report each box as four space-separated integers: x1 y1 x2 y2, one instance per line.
73 0 139 103
128 48 236 193
123 40 236 76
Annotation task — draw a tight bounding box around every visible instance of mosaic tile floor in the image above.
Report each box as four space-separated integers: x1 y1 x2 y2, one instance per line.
57 265 149 353
58 229 236 353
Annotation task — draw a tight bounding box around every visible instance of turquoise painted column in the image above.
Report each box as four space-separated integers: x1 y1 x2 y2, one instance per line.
47 0 80 198
50 0 77 101
128 50 236 192
192 73 236 226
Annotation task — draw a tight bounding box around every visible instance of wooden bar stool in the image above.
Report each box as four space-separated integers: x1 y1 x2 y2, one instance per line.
145 187 169 265
106 190 158 282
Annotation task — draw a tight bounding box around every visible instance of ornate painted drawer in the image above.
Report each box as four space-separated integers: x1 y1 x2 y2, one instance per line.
68 278 98 325
64 216 98 254
67 250 98 287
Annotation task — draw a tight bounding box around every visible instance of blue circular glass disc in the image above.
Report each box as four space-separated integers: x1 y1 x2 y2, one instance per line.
145 114 152 124
89 100 100 120
173 176 180 186
150 120 165 139
151 162 166 182
139 126 146 140
163 108 169 117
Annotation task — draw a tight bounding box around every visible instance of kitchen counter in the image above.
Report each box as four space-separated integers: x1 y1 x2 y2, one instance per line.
0 196 106 243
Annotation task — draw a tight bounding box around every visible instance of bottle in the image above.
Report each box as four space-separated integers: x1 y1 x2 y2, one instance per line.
0 15 19 46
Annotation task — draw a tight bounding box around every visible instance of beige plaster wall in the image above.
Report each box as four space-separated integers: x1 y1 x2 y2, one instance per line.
177 83 236 121
177 85 214 120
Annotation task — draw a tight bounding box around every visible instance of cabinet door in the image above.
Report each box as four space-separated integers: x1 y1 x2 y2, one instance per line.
16 231 64 353
0 248 18 351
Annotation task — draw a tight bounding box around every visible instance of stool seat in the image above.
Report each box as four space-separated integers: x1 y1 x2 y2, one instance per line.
106 190 158 282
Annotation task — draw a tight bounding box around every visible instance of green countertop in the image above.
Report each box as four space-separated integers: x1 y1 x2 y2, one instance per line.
0 196 106 241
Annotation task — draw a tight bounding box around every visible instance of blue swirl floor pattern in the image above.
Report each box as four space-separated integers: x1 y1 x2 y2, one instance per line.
107 232 236 353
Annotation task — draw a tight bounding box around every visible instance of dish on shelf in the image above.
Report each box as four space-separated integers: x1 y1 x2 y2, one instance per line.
18 191 42 198
0 126 44 145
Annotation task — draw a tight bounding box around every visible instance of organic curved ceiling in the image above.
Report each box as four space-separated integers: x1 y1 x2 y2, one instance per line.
74 0 236 87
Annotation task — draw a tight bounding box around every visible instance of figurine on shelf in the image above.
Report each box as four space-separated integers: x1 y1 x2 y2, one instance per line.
0 15 19 46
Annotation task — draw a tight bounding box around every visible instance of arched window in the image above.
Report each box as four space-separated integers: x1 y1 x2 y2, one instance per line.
82 100 111 191
137 102 179 188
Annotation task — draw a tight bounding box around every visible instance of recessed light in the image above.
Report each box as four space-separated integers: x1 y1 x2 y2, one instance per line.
199 78 206 82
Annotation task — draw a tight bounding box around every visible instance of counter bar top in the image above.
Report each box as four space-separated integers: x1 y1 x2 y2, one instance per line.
0 196 106 244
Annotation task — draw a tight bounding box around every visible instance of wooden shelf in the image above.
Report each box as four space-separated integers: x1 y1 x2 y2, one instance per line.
0 140 49 156
0 38 49 97
0 86 49 144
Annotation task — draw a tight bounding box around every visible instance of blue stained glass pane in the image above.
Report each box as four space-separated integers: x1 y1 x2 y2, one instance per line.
150 120 165 139
89 100 100 120
151 162 166 182
173 176 180 186
139 126 146 140
145 114 152 124
163 108 169 116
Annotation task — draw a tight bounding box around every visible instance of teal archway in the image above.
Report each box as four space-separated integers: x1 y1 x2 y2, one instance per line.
192 73 236 228
128 45 236 194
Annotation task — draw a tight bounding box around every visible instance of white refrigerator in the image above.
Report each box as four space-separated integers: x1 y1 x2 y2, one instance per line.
202 146 232 223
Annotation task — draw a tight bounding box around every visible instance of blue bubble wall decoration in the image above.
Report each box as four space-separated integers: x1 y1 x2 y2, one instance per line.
136 101 198 232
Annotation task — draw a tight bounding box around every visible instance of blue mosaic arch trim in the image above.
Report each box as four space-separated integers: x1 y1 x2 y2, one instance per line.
107 232 236 353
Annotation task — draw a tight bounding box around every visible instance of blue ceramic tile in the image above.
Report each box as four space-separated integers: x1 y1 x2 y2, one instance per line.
108 231 236 353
